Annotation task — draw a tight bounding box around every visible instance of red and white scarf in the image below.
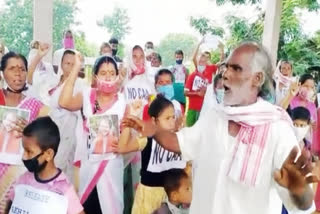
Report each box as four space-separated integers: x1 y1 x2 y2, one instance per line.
218 98 293 186
273 61 296 89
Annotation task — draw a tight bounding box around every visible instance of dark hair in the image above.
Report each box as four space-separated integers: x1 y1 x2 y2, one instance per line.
163 169 188 197
155 69 174 84
203 51 211 59
109 38 119 44
61 49 76 64
64 30 73 37
299 74 314 85
148 94 174 118
93 56 118 75
291 107 311 123
145 41 153 47
133 45 144 53
213 73 223 88
153 53 162 63
0 52 28 72
23 117 60 156
175 50 184 57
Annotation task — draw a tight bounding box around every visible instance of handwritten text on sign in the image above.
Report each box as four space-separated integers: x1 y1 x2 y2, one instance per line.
147 139 186 173
126 87 150 101
192 76 207 91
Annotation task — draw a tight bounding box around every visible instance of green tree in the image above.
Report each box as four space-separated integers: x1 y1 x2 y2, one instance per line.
0 0 33 56
216 0 319 10
97 7 131 41
156 33 198 67
216 0 320 76
0 0 78 56
190 16 224 37
52 0 78 51
74 32 98 57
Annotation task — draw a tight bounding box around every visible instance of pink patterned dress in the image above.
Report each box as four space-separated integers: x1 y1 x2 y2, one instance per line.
0 90 43 212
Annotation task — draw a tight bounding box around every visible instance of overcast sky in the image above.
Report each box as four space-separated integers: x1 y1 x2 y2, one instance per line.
75 0 319 48
0 0 318 48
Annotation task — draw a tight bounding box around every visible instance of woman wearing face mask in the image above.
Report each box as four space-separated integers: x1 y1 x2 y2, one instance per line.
29 48 88 182
53 30 75 76
122 45 156 210
0 52 49 213
59 55 126 214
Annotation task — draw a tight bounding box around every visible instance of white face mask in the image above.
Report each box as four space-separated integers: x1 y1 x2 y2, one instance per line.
215 88 224 104
197 65 206 73
294 126 309 142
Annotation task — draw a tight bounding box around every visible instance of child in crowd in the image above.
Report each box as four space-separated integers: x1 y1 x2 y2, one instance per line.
291 107 312 150
152 169 192 214
5 117 83 214
114 95 186 214
282 107 318 214
143 69 183 121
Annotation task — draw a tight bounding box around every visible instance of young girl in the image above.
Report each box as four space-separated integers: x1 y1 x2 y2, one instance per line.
0 52 48 212
59 55 126 214
114 95 186 214
5 117 83 214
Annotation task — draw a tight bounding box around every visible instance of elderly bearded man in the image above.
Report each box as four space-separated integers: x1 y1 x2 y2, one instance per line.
122 42 318 214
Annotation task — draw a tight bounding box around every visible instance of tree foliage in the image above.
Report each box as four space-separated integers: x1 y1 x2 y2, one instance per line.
156 33 198 67
0 0 96 58
97 7 131 41
74 32 98 57
190 16 224 37
0 0 33 56
52 0 78 51
206 0 320 79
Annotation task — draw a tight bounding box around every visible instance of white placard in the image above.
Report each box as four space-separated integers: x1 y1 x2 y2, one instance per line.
9 184 68 214
147 139 186 173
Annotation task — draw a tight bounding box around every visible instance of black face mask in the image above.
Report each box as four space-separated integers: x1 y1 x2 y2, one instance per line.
23 152 47 173
112 48 118 56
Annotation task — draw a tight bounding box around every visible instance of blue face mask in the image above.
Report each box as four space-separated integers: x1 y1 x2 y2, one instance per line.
215 89 224 104
176 59 183 65
157 84 175 100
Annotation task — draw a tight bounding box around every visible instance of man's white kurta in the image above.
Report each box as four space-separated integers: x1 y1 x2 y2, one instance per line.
177 106 303 214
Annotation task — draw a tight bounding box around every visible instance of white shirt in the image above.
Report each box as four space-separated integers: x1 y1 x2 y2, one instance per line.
53 48 65 77
177 107 305 214
123 73 156 105
147 66 162 84
200 83 216 117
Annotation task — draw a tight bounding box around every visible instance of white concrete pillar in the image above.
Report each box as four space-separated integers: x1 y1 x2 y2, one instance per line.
262 0 283 68
33 0 53 62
